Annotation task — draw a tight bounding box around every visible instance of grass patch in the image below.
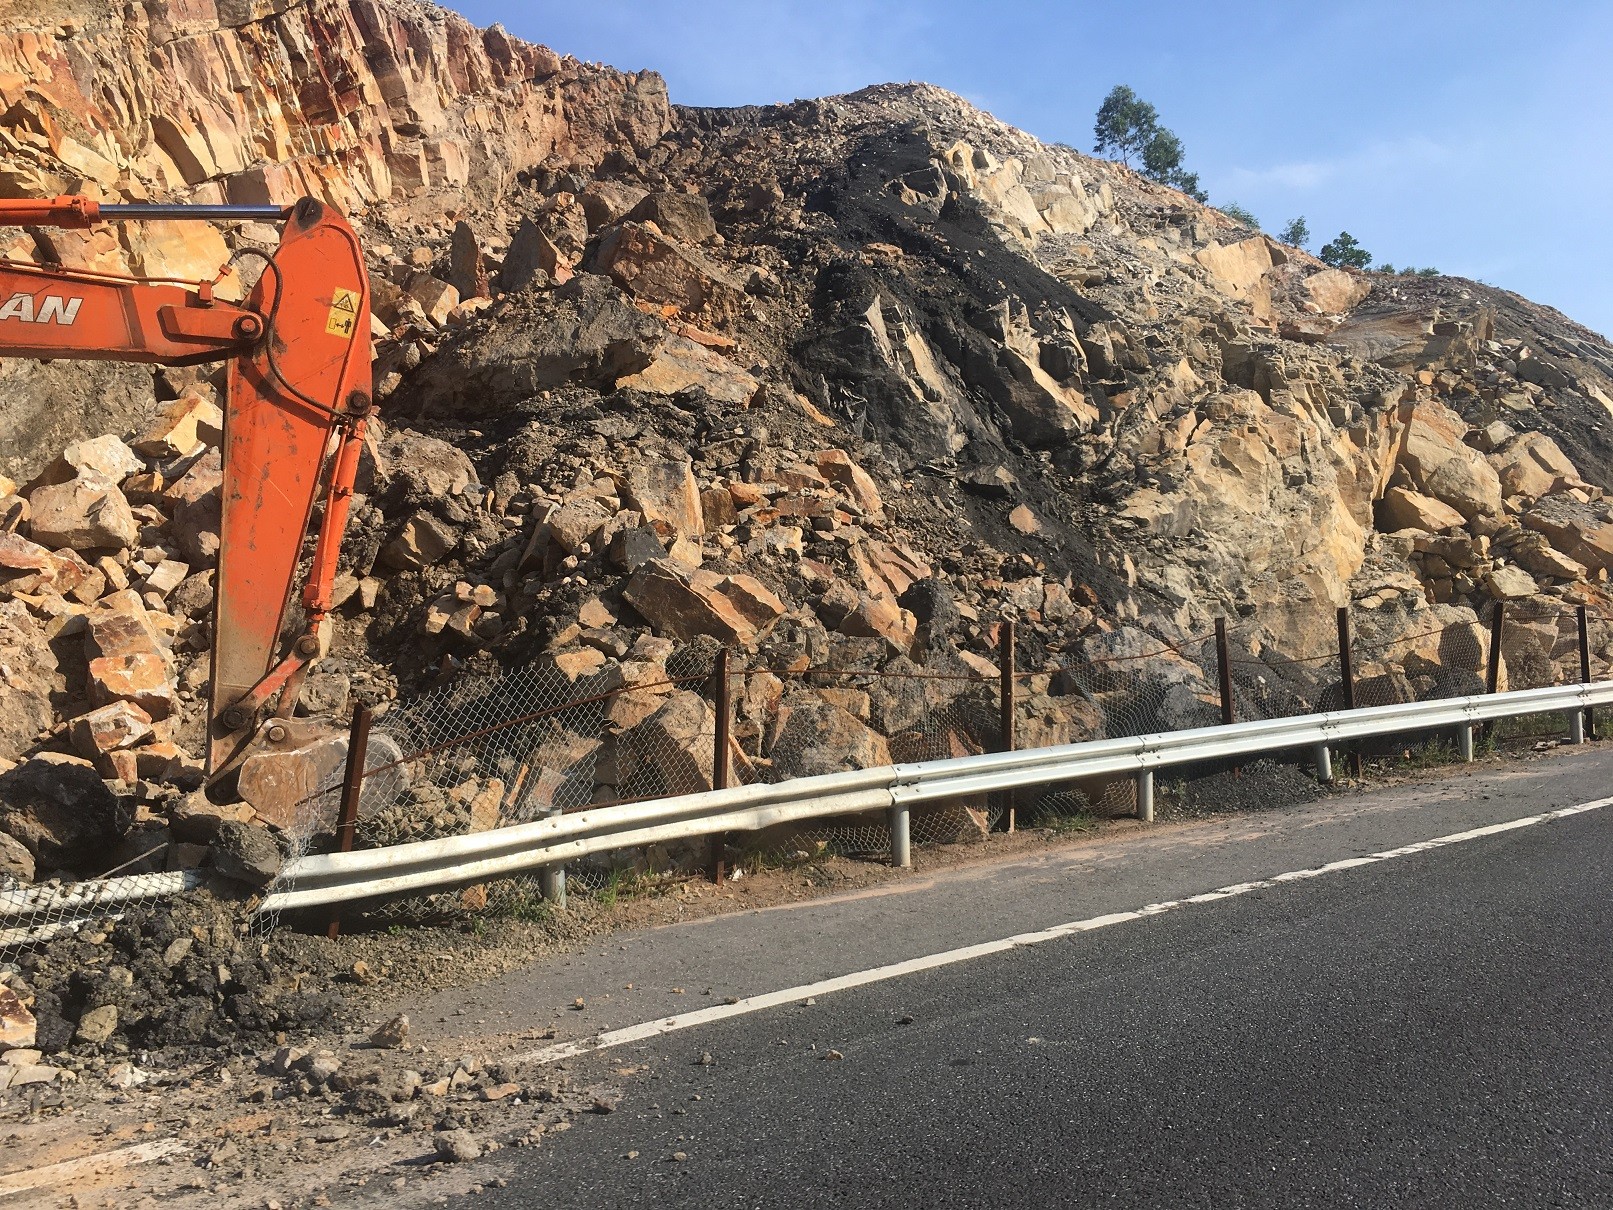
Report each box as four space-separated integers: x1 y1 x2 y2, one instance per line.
1388 738 1464 770
1043 811 1101 835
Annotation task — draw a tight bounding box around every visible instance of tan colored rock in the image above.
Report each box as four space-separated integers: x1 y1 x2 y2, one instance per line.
0 532 57 594
616 335 759 405
50 549 106 605
545 497 611 555
38 435 144 486
1484 564 1539 600
406 274 460 327
1522 511 1613 575
700 486 739 530
1490 433 1585 500
613 690 716 793
163 448 223 565
0 602 59 763
765 692 892 780
593 221 745 314
1302 268 1371 315
625 192 718 244
28 476 139 550
552 647 609 682
1397 402 1504 520
623 558 784 645
0 832 32 883
1194 236 1287 319
88 653 175 720
1505 531 1586 581
69 701 154 758
622 460 704 538
0 987 34 1051
1008 504 1040 535
815 449 884 516
500 218 571 290
142 559 189 600
1378 486 1465 533
382 512 458 571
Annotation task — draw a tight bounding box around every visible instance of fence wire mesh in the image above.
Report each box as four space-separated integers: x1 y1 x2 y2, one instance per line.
12 597 1610 957
275 596 1613 931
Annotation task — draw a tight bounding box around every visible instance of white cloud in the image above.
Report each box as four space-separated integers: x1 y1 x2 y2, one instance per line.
1222 136 1461 193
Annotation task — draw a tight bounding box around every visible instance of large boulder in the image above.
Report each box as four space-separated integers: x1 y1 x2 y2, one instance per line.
591 222 746 315
1397 402 1503 520
605 690 716 797
83 591 176 720
0 753 126 871
400 274 663 416
1489 433 1586 500
1301 267 1372 315
615 335 760 404
622 460 704 539
765 692 892 780
624 192 718 244
27 475 138 550
1377 486 1465 534
623 558 784 646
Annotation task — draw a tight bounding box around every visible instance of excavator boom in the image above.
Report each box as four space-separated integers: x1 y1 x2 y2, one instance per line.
0 195 373 779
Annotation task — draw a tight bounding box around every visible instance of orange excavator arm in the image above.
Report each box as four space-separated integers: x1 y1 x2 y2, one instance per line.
0 196 373 778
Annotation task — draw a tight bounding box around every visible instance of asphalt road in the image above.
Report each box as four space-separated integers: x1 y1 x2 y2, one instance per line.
458 752 1613 1208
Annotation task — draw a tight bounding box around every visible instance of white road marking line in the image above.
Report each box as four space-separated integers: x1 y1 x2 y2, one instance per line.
518 796 1613 1066
0 1138 186 1198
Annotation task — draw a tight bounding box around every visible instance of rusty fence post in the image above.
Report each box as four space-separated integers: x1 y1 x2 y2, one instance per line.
1479 600 1505 746
996 619 1017 833
1486 601 1506 694
1578 604 1595 742
706 648 731 884
326 702 373 941
1337 606 1362 777
1214 617 1234 727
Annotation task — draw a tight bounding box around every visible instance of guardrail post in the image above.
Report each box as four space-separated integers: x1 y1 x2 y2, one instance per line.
326 703 373 941
1135 769 1154 823
996 619 1016 833
1578 604 1594 741
706 648 731 884
1457 723 1475 762
538 857 566 910
1313 742 1332 784
888 802 911 867
1337 606 1361 778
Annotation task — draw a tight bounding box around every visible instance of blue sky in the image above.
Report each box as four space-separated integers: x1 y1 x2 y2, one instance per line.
456 1 1613 338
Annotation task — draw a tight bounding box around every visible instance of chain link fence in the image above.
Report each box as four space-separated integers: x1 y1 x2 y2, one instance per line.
11 596 1604 956
273 596 1613 930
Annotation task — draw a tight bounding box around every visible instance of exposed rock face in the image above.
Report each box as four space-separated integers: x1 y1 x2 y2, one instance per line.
3 1 1613 886
0 0 670 212
0 0 671 476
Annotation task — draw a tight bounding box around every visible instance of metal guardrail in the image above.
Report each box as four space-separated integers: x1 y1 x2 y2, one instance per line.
5 680 1607 938
258 679 1613 914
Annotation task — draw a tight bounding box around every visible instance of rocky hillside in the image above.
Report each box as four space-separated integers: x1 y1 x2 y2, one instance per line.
3 0 1613 887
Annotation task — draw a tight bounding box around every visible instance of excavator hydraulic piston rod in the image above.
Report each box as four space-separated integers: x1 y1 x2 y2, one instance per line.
97 203 289 222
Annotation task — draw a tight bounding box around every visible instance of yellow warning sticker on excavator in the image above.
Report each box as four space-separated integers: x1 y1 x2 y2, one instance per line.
326 287 360 339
